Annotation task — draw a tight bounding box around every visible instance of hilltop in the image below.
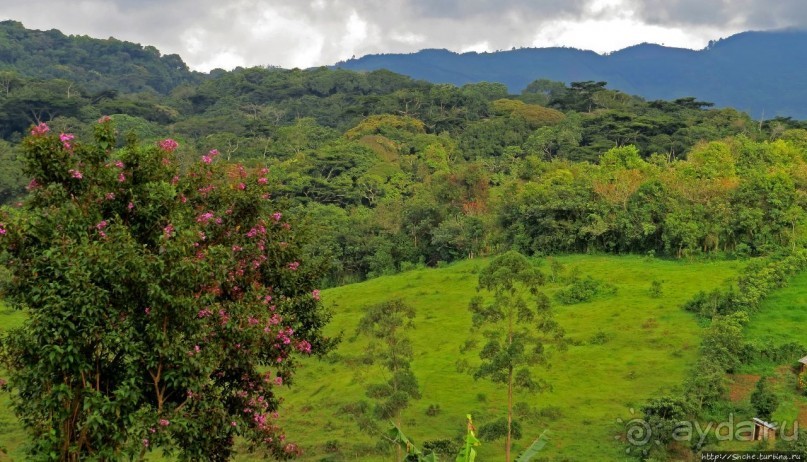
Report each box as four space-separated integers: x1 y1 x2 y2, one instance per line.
336 29 807 119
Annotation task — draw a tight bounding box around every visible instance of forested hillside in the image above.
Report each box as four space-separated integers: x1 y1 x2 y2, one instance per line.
337 29 807 119
1 23 807 286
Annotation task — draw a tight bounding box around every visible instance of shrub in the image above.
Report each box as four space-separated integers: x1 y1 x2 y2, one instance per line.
554 275 616 304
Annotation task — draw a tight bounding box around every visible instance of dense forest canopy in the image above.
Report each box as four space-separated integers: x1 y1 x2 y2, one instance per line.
0 22 806 288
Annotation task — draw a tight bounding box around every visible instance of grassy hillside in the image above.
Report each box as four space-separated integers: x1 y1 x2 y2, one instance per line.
0 255 746 461
276 255 745 461
745 270 807 346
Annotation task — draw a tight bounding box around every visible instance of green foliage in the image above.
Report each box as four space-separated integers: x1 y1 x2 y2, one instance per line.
514 430 550 462
468 251 563 461
355 300 421 423
776 429 807 457
0 120 334 460
478 417 521 441
750 376 779 420
554 275 616 305
649 279 663 298
455 414 481 462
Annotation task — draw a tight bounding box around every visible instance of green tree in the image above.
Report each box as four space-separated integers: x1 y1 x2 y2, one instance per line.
750 376 779 420
355 299 421 460
0 120 334 460
467 251 564 462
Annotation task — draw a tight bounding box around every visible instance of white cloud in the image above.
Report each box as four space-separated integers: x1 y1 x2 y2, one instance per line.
0 0 802 71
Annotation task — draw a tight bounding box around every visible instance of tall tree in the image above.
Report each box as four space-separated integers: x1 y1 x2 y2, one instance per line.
0 120 334 460
354 299 421 461
468 251 564 462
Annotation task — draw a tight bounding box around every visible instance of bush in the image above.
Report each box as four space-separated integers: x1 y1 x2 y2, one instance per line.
422 439 459 457
425 404 441 416
554 275 616 304
588 330 613 345
750 377 779 420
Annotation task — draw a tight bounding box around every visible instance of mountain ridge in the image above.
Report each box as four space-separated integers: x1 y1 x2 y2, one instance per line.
336 29 807 118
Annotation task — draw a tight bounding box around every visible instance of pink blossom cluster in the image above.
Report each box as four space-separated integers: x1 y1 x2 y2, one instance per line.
158 138 178 153
287 261 300 271
276 327 294 346
26 178 39 191
201 149 219 164
30 122 49 137
96 220 108 239
296 340 312 354
196 211 215 224
59 133 74 151
68 169 83 180
246 224 266 238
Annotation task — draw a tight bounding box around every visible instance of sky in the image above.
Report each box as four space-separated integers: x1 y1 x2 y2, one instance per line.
2 0 805 72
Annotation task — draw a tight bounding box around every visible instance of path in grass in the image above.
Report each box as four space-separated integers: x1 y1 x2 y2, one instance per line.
277 255 744 461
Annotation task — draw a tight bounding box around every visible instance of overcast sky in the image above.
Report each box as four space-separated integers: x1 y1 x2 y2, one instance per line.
2 0 804 71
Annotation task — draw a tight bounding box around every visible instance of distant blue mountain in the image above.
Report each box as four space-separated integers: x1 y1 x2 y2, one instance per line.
336 29 807 119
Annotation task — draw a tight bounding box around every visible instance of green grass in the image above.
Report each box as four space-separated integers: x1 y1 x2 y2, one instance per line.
276 255 744 461
0 304 26 460
745 270 807 346
0 256 746 461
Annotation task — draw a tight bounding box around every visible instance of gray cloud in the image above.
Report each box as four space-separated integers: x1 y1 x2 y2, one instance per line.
1 0 803 71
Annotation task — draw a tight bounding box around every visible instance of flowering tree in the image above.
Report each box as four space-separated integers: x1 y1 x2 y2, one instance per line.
0 119 334 461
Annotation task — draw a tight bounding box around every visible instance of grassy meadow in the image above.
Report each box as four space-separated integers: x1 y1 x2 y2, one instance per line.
0 255 747 461
745 270 807 347
275 255 745 461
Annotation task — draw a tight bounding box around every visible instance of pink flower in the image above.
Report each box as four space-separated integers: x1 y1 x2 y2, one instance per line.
26 178 39 191
158 138 178 153
68 169 83 179
163 224 174 238
127 202 134 211
312 290 320 301
30 122 49 137
201 155 212 164
117 173 126 182
142 438 149 447
209 149 219 157
105 192 115 200
275 376 283 386
144 307 151 315
159 419 170 427
0 224 7 236
113 160 125 168
196 212 214 224
287 261 300 271
59 133 74 151
95 221 108 230
97 115 112 124
296 340 312 354
258 177 268 185
238 182 246 190
194 345 201 353
231 421 237 427
272 212 282 222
